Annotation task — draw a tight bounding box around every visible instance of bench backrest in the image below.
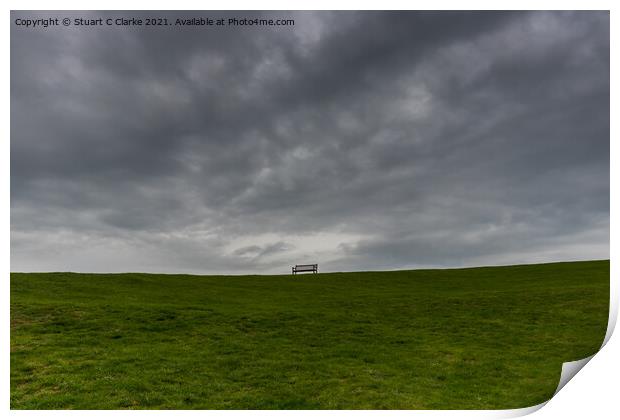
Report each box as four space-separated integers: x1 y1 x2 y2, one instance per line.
294 264 317 270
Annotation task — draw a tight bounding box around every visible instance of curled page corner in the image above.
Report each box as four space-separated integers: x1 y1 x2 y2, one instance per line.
492 356 596 419
547 306 614 402
545 281 619 402
553 355 595 397
495 278 616 419
496 318 614 418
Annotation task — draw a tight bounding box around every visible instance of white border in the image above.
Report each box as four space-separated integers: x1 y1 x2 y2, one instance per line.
3 1 617 419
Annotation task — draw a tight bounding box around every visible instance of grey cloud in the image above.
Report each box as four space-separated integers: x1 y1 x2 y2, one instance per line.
234 242 294 259
11 11 609 273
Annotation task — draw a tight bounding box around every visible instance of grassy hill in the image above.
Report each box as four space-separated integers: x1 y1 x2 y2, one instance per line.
11 260 609 409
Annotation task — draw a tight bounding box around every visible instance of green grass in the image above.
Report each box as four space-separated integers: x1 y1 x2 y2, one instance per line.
11 260 609 409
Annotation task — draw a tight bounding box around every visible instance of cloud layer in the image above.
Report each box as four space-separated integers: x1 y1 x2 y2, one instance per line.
11 11 609 273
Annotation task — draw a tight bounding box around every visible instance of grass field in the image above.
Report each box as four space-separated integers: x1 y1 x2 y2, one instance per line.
10 260 609 409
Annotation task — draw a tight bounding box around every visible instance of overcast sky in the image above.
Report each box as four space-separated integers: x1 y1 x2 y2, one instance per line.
11 11 609 274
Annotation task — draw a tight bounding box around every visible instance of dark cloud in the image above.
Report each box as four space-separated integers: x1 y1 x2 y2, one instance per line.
11 11 609 273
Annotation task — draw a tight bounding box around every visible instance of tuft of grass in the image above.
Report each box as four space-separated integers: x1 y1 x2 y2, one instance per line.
11 260 609 409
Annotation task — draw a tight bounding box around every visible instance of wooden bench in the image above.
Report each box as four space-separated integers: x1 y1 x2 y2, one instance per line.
292 264 318 274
